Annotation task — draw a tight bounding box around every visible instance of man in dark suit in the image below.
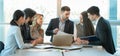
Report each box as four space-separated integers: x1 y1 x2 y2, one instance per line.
20 8 36 43
46 6 74 42
87 6 116 54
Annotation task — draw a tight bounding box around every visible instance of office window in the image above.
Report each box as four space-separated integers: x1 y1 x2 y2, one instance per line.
3 0 57 42
118 0 120 19
4 0 57 23
62 0 109 24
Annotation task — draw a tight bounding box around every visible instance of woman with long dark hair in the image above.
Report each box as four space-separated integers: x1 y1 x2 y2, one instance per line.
74 11 95 44
1 10 36 56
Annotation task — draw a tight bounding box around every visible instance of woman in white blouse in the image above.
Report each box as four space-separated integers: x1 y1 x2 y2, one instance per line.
0 10 36 56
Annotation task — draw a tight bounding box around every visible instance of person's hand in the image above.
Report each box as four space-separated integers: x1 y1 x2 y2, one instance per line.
31 40 37 46
75 37 82 45
81 40 89 45
53 28 59 34
36 37 43 44
74 37 89 45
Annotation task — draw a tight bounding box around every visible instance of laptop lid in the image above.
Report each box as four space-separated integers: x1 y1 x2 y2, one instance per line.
52 34 73 46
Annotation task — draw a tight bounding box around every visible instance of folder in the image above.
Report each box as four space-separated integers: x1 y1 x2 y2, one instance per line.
80 35 99 41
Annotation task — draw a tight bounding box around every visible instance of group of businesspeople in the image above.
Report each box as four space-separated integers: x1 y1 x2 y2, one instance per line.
0 6 116 56
0 8 44 56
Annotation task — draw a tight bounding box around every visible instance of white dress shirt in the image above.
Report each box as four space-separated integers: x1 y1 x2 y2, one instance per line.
93 16 101 30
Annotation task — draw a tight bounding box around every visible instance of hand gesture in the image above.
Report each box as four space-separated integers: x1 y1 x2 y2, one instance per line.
53 28 59 34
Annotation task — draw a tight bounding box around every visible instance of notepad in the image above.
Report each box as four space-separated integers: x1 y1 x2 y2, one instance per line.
53 45 83 50
34 44 83 50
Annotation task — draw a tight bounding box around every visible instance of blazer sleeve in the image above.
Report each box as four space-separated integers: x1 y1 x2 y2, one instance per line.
84 35 101 45
45 19 54 36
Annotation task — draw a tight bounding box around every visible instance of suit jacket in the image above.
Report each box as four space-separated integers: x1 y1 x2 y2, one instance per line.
20 23 33 43
89 17 116 54
45 18 74 42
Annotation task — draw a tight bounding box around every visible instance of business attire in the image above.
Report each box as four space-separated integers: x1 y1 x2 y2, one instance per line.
30 26 44 39
89 17 116 54
20 23 33 43
1 22 33 56
46 18 74 42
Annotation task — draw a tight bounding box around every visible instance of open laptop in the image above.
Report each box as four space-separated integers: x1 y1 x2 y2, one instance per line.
52 34 73 46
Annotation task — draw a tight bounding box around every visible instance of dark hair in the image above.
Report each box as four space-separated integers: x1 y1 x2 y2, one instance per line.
82 11 95 36
40 14 44 17
0 41 4 53
61 6 70 12
87 6 100 16
10 10 24 25
24 8 36 19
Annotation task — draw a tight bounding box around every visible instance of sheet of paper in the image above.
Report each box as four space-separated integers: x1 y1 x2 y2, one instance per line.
54 45 83 50
34 44 83 50
56 31 69 35
34 44 55 49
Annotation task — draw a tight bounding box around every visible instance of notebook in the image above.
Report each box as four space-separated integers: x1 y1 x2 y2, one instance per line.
52 34 73 46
